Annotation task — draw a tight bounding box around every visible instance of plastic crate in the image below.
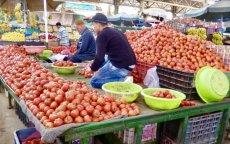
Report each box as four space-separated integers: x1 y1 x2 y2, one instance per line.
131 61 155 83
160 84 199 100
156 65 198 100
14 127 41 144
157 65 195 82
184 112 223 144
14 101 32 127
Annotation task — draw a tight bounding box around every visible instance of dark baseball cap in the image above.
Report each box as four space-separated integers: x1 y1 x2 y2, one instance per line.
90 13 108 24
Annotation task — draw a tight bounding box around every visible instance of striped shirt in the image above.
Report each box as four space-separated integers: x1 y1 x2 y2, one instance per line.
57 26 70 46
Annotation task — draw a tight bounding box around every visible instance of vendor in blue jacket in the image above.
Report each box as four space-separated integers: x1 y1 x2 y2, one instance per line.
88 13 136 88
69 19 96 63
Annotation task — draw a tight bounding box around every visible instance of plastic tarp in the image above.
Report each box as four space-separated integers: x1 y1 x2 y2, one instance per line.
108 13 141 21
183 7 208 18
183 1 230 21
143 8 167 18
208 1 230 13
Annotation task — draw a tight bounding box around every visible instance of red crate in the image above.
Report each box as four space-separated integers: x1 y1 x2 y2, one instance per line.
131 61 155 83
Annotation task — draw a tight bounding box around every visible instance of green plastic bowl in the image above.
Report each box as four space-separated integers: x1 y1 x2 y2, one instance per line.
141 88 186 110
225 72 230 97
195 67 229 103
38 50 53 60
52 64 78 74
102 82 142 103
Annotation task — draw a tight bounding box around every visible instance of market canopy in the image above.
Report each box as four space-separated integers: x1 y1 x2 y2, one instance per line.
183 1 230 22
0 0 62 11
143 8 168 18
108 13 142 21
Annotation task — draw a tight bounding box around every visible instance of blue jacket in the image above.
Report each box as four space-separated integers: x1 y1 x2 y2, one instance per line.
70 28 96 62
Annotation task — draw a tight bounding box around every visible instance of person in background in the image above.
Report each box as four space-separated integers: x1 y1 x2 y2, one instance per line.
87 13 136 88
56 22 70 46
69 19 96 63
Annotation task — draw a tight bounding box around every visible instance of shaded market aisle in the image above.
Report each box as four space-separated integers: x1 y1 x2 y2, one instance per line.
0 93 24 144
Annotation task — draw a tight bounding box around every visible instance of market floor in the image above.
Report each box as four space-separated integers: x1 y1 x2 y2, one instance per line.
0 93 24 144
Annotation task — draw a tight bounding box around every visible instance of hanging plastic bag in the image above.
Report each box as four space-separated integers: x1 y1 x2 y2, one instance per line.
144 67 160 88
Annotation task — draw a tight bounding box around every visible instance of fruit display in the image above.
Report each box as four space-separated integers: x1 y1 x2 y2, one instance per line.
78 64 95 78
30 12 38 28
180 100 196 107
151 90 176 99
14 3 23 24
187 27 207 40
49 46 77 53
39 33 56 40
212 32 223 45
0 46 140 128
27 32 39 40
0 22 11 34
1 31 25 42
53 61 76 67
125 25 230 72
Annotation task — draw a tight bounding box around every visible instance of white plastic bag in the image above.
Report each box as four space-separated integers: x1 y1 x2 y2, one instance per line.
144 67 160 88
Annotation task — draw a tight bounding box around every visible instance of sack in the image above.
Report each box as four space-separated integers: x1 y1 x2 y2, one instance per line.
144 67 160 88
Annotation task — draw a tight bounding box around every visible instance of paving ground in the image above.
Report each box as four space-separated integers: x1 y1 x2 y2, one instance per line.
0 93 24 144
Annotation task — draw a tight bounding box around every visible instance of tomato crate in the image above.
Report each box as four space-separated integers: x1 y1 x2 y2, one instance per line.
159 78 199 100
156 65 195 82
131 62 155 83
184 112 223 144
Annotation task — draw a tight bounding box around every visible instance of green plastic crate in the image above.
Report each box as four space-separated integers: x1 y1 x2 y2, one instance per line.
225 72 230 97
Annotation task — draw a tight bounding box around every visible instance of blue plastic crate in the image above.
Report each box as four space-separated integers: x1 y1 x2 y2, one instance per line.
14 127 41 144
184 112 222 144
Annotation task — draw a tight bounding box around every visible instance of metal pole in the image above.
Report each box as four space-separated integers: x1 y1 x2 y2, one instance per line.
24 0 27 27
43 0 48 48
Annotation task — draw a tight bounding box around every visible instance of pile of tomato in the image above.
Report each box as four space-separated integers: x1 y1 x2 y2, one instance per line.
78 64 95 78
53 61 76 67
125 25 229 72
151 90 176 99
0 47 140 128
25 139 47 144
49 46 76 54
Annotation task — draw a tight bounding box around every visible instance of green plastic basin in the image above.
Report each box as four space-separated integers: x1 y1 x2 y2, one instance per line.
225 72 230 97
141 88 186 110
38 50 53 60
52 64 78 75
195 67 229 103
102 82 142 103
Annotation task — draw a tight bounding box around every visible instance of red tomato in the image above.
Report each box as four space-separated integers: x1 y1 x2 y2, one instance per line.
64 116 73 124
54 118 64 127
70 109 79 118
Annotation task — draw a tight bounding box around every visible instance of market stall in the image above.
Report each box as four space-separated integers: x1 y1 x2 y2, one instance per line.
0 23 229 144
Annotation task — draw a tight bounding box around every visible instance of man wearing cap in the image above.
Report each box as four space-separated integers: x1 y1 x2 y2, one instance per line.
56 22 70 46
69 19 96 63
88 13 136 88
